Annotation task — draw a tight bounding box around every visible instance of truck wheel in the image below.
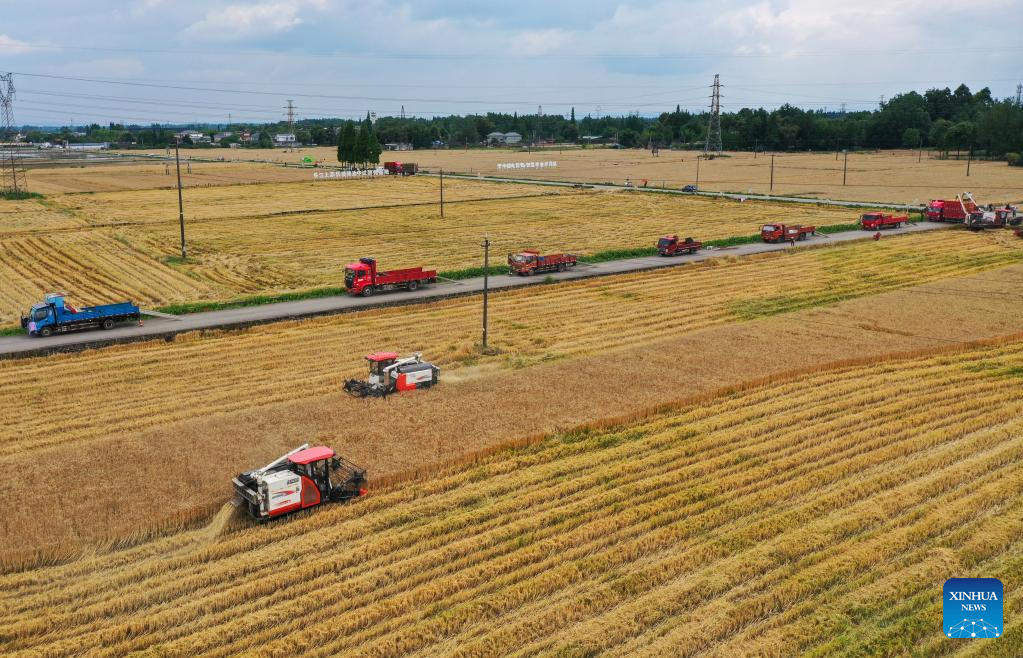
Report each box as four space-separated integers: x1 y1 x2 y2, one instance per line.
361 287 373 297
101 318 115 330
408 280 419 291
558 263 567 272
38 326 53 338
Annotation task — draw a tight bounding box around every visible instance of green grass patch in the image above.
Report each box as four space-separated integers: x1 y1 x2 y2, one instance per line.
157 286 349 315
0 190 43 201
439 264 512 280
0 326 24 336
728 291 861 320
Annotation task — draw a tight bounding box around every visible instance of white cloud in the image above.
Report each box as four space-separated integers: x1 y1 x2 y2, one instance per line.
0 34 35 55
185 1 326 40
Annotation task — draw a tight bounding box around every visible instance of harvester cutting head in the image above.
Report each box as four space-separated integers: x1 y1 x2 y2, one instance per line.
343 351 440 398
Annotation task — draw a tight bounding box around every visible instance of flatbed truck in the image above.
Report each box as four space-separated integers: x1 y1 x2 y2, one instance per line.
507 250 577 276
344 258 437 297
21 293 140 337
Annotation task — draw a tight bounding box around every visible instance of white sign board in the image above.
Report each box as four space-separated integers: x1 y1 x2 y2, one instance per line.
496 161 558 170
313 167 388 180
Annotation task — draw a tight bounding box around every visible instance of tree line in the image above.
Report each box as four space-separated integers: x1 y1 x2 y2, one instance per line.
14 83 1023 164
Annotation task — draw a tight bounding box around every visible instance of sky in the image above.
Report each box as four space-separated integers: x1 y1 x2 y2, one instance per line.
1 0 1021 126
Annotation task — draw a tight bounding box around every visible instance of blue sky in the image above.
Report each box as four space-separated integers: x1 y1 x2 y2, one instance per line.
1 0 1021 126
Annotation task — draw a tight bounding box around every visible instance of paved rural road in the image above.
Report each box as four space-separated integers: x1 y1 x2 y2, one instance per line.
428 172 924 210
0 222 951 358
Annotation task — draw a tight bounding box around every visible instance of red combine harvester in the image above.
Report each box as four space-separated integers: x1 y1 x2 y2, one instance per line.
344 258 437 297
507 250 577 275
761 223 815 243
657 235 702 256
860 212 908 231
383 161 418 175
343 352 440 397
233 444 367 520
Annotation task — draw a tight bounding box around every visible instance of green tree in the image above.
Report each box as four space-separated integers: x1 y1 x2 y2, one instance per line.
901 128 922 148
337 122 356 165
364 115 382 165
257 130 273 148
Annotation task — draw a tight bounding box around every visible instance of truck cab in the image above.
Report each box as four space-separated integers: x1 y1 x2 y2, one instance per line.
344 258 377 295
925 201 945 221
508 250 540 269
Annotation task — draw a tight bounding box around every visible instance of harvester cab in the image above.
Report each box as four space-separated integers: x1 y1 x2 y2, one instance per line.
233 444 367 520
343 352 440 398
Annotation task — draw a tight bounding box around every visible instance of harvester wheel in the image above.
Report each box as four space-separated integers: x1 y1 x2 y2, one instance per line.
408 280 419 291
101 318 115 330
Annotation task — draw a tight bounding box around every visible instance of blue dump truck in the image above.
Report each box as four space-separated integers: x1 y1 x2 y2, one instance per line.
20 293 140 337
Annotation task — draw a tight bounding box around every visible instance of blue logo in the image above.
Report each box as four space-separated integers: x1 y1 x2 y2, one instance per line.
944 578 1003 638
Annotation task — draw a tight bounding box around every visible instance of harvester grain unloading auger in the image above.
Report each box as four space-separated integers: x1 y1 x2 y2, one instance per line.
343 351 440 398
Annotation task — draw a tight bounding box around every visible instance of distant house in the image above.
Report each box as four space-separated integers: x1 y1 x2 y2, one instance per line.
67 142 109 151
383 142 413 151
213 131 234 142
488 131 523 145
177 130 209 143
274 133 298 146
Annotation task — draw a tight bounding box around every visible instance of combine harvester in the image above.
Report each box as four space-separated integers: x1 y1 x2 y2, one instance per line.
344 257 437 297
657 235 702 256
343 352 440 397
507 250 578 275
860 212 908 231
233 444 367 520
20 292 181 337
926 194 983 224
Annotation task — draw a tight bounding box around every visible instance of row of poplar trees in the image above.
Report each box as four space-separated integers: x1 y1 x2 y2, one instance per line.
336 113 383 168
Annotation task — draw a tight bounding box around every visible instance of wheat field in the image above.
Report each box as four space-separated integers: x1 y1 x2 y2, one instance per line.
3 230 1016 457
3 335 1022 656
3 231 1023 565
196 146 1023 205
0 177 861 325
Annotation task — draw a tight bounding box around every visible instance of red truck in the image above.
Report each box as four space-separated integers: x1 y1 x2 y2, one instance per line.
657 235 702 256
761 224 815 243
507 250 577 276
925 197 981 223
860 212 908 231
344 258 437 296
383 162 418 176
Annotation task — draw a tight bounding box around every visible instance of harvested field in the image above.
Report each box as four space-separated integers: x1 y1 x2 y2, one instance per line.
2 231 1023 563
201 146 1023 204
4 335 1023 656
0 178 861 324
25 160 315 194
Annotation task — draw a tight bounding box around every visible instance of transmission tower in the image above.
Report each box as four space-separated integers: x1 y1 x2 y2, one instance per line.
1016 83 1022 107
285 99 295 131
704 74 722 154
0 73 26 194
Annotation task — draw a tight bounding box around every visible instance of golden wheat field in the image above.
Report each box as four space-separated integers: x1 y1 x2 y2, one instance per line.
202 146 1023 204
3 335 1023 657
0 178 861 325
25 160 315 194
4 231 1023 564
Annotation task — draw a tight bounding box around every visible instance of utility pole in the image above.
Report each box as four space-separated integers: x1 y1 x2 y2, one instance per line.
481 235 490 351
967 145 973 177
174 137 186 259
754 139 758 159
769 154 775 193
843 150 848 186
695 155 701 189
439 168 445 217
918 134 923 163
